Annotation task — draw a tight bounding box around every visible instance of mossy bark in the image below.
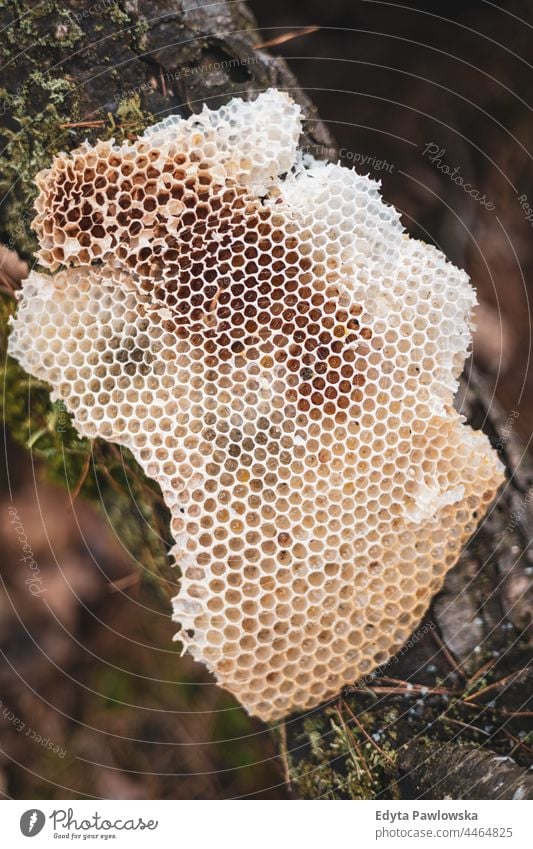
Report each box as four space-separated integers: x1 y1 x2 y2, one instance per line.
0 0 531 800
0 0 332 258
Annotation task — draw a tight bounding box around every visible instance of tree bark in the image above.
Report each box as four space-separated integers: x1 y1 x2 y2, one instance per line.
0 0 531 800
0 0 333 256
397 742 533 800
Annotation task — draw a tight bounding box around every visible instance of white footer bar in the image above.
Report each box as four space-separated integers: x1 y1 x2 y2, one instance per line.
2 799 530 848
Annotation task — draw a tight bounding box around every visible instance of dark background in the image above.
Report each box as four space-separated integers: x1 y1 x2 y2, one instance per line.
1 0 531 799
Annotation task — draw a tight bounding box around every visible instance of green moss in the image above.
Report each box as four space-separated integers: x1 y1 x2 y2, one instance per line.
286 703 398 800
28 72 75 106
53 15 85 49
114 93 154 139
294 760 345 800
0 1 160 251
5 1 52 46
104 2 130 26
1 107 63 255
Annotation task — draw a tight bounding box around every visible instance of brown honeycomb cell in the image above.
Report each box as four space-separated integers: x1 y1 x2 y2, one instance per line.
9 89 504 722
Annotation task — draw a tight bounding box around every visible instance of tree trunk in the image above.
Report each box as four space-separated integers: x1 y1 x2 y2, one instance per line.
0 0 531 800
397 742 533 800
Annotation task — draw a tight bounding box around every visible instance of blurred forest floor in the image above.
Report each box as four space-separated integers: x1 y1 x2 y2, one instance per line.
1 0 532 798
0 439 284 798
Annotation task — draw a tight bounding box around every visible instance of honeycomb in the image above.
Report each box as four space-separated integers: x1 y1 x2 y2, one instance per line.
9 89 504 722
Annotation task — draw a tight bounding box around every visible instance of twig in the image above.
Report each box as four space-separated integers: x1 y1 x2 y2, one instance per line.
0 278 16 297
68 450 92 504
463 668 529 703
456 699 496 713
466 656 499 688
108 443 167 507
254 26 319 50
444 717 490 737
108 572 142 593
430 627 467 681
279 721 292 790
353 679 455 697
341 699 395 765
159 67 167 98
335 704 374 785
95 462 131 501
60 120 106 128
501 728 533 759
59 120 139 129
